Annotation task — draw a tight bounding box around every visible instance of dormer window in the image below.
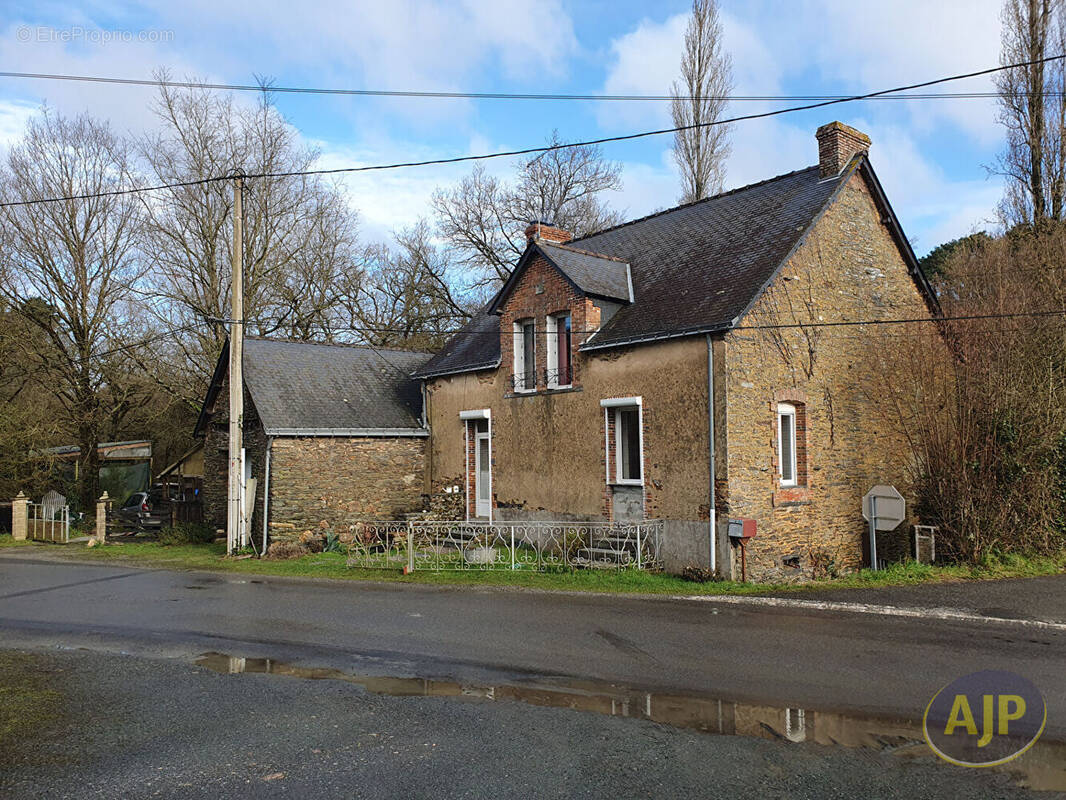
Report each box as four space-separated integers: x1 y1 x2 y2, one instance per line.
513 319 536 392
546 312 572 388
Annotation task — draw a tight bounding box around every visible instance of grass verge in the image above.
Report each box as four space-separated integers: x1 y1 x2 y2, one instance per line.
0 651 64 752
0 535 36 548
3 534 1064 596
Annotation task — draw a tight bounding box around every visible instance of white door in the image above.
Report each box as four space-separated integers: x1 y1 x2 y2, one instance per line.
475 431 491 518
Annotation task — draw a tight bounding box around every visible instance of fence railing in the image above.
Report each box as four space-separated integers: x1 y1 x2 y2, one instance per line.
346 520 662 572
28 502 70 543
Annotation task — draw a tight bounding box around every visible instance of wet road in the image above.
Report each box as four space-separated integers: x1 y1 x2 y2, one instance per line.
1 553 1065 797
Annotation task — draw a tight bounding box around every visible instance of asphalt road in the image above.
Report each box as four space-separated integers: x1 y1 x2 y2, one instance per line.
1 553 1065 797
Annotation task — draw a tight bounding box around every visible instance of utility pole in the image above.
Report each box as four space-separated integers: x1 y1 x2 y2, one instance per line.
226 172 245 554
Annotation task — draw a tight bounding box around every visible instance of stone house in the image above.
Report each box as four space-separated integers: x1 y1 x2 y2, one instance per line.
413 122 941 580
195 337 431 548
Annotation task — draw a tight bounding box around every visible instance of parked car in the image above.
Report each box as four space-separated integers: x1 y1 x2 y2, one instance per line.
114 491 170 530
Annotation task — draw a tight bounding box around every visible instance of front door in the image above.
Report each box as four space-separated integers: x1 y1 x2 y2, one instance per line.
475 430 491 518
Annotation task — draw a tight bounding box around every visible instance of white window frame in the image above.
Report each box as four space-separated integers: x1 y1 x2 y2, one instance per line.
600 397 643 486
545 312 572 389
777 402 798 487
512 319 535 393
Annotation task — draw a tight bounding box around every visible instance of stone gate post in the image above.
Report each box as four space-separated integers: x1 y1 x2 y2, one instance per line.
12 491 28 540
95 492 109 544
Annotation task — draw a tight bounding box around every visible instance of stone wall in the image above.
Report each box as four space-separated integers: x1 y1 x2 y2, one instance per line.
720 167 943 581
201 377 266 535
266 436 427 541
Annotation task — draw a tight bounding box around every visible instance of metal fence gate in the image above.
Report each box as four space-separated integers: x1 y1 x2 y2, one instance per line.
345 520 663 572
28 502 70 543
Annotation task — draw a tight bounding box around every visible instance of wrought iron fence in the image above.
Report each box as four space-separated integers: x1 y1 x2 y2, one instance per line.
543 367 572 389
346 520 662 572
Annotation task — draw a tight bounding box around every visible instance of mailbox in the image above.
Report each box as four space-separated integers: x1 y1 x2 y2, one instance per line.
727 518 756 540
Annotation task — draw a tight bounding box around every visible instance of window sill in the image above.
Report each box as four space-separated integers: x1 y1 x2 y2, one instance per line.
609 480 644 488
504 386 583 399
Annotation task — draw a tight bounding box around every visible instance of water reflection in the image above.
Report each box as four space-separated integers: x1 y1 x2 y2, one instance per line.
195 652 1065 791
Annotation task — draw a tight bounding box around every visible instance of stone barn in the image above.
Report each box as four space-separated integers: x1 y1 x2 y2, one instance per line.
195 338 431 550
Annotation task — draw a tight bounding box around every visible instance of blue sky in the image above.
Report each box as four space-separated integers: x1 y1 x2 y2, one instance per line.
2 0 1004 255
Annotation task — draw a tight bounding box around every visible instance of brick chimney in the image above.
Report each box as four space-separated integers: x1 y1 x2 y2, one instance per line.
816 121 871 178
524 220 572 244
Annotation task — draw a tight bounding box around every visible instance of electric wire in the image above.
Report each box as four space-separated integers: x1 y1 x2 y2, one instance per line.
1 54 1062 209
0 69 1036 102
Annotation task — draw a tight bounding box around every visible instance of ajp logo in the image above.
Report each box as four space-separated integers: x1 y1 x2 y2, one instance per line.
924 670 1046 767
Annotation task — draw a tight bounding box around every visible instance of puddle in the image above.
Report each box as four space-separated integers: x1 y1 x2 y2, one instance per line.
195 651 1066 792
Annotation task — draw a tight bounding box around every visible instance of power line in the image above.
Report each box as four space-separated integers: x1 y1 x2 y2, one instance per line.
224 307 1066 339
0 69 1029 102
71 322 207 366
1 54 1062 209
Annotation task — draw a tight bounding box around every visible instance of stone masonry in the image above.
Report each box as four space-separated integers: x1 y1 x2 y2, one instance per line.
266 436 426 541
720 167 944 581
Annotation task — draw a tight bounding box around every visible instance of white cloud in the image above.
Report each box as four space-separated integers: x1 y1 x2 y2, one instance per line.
0 99 38 150
861 122 1002 252
758 0 1004 145
0 21 204 136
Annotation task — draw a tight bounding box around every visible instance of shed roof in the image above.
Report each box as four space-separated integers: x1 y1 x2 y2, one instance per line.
196 338 431 436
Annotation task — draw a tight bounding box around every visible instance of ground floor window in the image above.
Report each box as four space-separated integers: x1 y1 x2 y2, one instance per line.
601 398 643 486
778 403 797 486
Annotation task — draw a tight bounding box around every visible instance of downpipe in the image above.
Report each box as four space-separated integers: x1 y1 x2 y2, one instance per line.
706 334 717 575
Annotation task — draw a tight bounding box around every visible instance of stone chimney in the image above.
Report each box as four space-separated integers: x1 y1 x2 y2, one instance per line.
816 121 871 178
524 220 572 245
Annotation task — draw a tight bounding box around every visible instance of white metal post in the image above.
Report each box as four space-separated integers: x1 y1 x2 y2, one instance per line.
407 522 414 573
869 496 878 570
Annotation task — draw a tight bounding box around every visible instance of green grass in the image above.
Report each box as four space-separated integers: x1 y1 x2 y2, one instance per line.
0 534 36 548
9 535 1065 596
0 651 64 750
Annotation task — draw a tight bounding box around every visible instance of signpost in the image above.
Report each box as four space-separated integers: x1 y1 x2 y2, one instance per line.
862 485 905 570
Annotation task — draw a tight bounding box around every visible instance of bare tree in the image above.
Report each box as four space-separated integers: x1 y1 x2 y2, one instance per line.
350 220 472 351
137 78 363 407
0 110 145 508
995 0 1066 225
671 0 733 203
433 131 622 285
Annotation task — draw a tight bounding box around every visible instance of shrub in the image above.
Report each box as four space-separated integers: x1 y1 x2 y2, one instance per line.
157 522 215 546
874 224 1066 564
681 565 719 583
266 540 309 559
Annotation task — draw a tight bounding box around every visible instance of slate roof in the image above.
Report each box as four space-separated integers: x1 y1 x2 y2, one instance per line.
411 305 501 380
489 241 632 311
414 157 933 376
579 165 844 349
197 338 431 436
